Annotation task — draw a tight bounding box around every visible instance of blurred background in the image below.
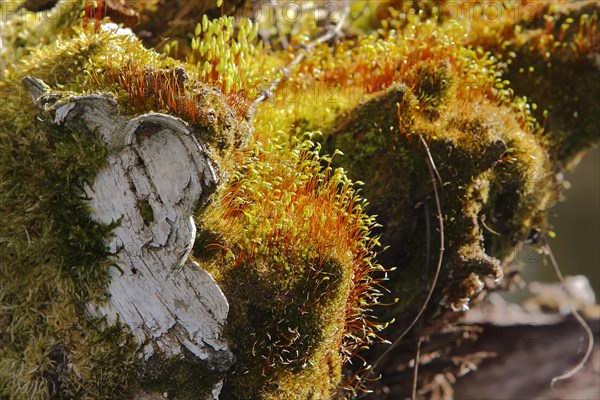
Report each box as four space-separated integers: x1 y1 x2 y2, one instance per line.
520 146 599 297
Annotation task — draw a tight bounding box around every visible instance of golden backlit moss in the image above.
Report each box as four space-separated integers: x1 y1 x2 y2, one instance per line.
1 1 598 399
253 4 541 140
195 133 387 398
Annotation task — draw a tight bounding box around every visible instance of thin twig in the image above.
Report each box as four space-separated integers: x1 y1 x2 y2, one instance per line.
412 333 423 400
411 203 431 400
544 242 595 386
420 138 442 187
480 215 501 236
361 135 445 387
424 202 431 279
252 4 350 107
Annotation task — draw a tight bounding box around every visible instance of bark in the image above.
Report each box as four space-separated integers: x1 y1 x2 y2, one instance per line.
366 293 600 400
452 319 600 400
23 76 234 398
4 1 598 398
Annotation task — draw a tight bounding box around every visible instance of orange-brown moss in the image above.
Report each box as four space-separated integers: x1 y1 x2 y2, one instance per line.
195 135 388 398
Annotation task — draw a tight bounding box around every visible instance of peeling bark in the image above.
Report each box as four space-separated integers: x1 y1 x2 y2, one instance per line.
23 76 234 398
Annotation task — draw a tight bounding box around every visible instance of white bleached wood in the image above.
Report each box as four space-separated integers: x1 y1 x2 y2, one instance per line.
23 77 234 383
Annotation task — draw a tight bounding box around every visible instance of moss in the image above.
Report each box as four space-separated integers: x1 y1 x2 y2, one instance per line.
324 84 422 268
237 2 567 319
223 3 567 391
138 199 155 226
496 2 600 166
323 57 553 315
196 136 386 398
432 0 600 166
0 14 250 399
140 350 223 400
413 62 452 120
218 256 347 399
3 2 597 398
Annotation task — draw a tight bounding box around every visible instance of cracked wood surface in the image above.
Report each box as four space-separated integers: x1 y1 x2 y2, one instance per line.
23 76 234 395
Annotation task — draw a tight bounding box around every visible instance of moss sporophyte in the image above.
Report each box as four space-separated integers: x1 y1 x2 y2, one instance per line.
1 0 598 398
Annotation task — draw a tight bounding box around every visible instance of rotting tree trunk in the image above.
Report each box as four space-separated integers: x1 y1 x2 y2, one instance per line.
22 76 234 399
